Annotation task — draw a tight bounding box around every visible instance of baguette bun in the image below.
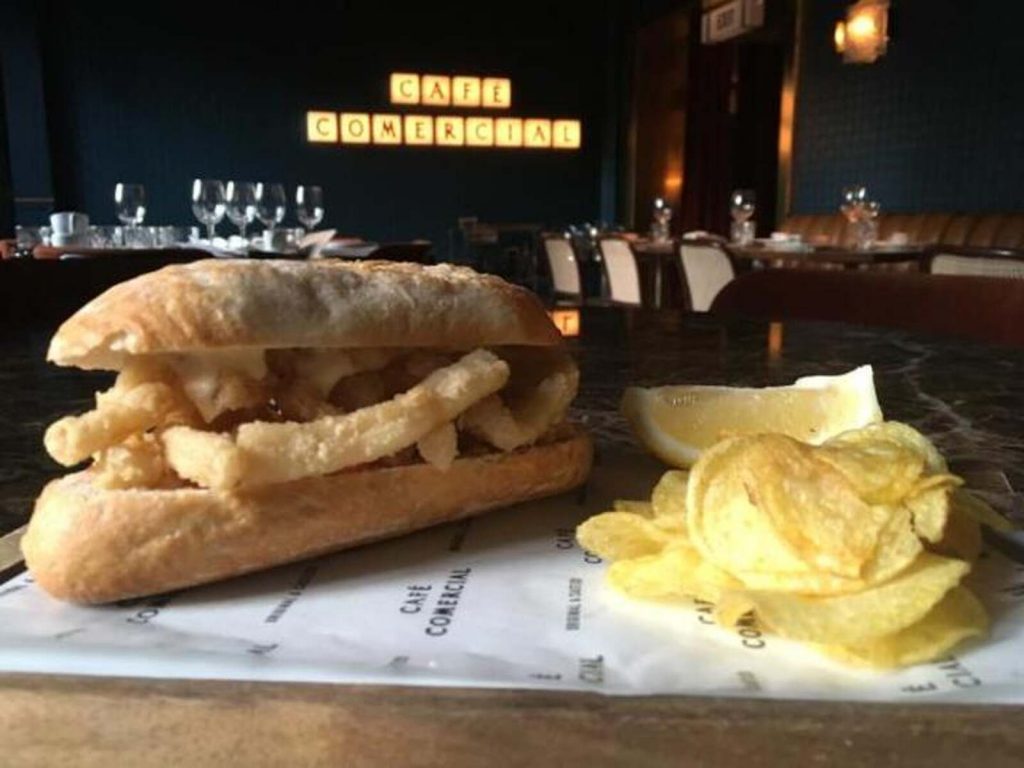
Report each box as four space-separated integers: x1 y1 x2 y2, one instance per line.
24 427 592 604
49 259 562 370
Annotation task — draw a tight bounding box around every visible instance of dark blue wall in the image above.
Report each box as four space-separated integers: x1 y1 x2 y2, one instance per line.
1 1 54 226
791 0 1024 214
9 2 622 254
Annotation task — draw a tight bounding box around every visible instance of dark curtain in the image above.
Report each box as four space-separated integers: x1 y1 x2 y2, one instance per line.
679 20 736 237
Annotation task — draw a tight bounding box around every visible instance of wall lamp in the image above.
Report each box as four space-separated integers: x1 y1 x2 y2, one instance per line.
834 0 890 64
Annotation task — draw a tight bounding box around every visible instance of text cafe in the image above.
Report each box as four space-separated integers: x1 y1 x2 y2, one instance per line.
307 72 582 150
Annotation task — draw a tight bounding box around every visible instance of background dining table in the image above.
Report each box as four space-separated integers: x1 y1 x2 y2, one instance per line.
631 238 681 308
2 306 1024 766
726 243 925 270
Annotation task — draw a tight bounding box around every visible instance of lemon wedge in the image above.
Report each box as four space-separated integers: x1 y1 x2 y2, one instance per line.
621 366 883 467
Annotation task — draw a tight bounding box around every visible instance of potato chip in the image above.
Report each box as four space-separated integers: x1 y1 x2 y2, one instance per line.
733 505 923 595
828 421 948 474
819 586 988 668
690 435 889 578
714 552 969 645
905 477 960 543
687 437 817 577
859 505 925 584
815 439 924 504
651 470 689 518
650 514 688 540
613 500 655 516
755 436 893 577
582 417 991 668
608 545 741 603
576 512 673 561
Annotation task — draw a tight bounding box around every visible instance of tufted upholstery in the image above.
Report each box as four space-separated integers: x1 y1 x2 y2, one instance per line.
930 254 1024 279
780 212 1024 249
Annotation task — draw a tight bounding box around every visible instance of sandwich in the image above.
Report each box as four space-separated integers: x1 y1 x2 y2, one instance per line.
23 259 592 603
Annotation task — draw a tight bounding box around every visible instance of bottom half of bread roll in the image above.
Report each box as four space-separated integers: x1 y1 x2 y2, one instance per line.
23 425 592 604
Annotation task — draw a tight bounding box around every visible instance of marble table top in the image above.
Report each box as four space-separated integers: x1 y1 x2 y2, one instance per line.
3 308 1023 536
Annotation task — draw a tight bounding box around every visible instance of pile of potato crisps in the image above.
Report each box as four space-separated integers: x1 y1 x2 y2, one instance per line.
578 422 1003 668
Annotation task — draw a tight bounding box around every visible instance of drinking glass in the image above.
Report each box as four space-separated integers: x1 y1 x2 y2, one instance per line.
114 184 146 244
255 183 287 230
88 225 123 248
226 181 258 239
651 199 673 242
730 220 756 246
854 200 881 250
191 179 226 240
729 189 756 223
14 226 41 257
840 185 868 223
295 185 324 230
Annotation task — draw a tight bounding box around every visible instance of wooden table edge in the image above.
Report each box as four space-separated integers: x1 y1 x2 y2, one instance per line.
2 671 1023 766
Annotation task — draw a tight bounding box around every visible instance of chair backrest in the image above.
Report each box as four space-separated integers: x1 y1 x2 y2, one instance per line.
679 242 735 311
930 253 1024 279
542 237 581 296
709 269 1024 347
598 238 641 305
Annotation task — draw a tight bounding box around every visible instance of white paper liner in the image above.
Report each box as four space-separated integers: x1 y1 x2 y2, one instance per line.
1 450 1023 703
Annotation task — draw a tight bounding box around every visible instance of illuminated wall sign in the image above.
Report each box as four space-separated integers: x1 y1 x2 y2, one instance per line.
308 72 581 150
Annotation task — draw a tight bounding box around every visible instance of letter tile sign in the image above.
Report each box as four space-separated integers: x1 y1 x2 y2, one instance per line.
308 71 581 151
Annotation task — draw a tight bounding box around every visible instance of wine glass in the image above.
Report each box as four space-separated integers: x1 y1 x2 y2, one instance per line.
191 179 226 241
225 181 257 240
114 183 146 244
255 183 287 231
855 199 881 250
840 185 868 223
729 189 756 223
295 185 324 231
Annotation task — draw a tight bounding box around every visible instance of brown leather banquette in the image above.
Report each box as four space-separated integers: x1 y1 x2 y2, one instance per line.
781 213 1024 249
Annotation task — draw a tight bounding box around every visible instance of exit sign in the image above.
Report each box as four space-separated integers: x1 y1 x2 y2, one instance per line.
701 0 764 44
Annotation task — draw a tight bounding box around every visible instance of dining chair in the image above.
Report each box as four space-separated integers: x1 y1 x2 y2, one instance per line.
925 246 1024 280
678 241 735 311
597 237 641 305
541 235 582 301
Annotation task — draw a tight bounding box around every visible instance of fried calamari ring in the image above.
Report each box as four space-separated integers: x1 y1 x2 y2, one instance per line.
459 354 578 451
45 377 198 467
163 349 510 489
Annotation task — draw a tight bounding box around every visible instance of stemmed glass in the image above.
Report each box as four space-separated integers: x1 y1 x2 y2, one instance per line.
295 185 324 231
840 184 868 224
651 199 672 242
114 183 146 245
255 183 287 231
225 181 257 240
729 189 756 222
191 179 226 241
729 189 756 244
858 199 881 250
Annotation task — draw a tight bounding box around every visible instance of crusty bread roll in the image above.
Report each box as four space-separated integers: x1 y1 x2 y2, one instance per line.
25 426 592 604
48 259 562 369
26 260 592 603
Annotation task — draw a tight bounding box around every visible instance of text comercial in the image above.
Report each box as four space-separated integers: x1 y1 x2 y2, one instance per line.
306 73 582 150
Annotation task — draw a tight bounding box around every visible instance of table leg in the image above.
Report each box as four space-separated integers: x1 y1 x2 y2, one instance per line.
654 261 663 309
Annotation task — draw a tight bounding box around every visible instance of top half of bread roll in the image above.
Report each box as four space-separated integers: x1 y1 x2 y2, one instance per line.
47 259 563 371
